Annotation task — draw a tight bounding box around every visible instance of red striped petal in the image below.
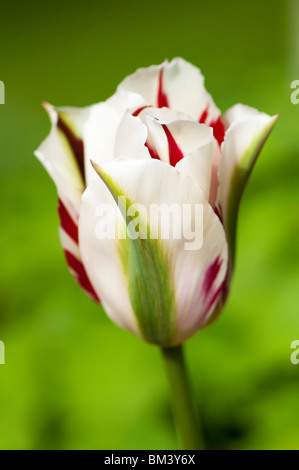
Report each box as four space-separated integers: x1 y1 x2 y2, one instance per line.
64 250 100 303
211 116 225 146
57 113 85 183
145 141 160 160
202 255 225 317
58 199 79 244
203 255 223 299
204 282 224 316
132 105 149 117
199 105 226 146
157 68 169 108
199 107 209 124
162 124 184 166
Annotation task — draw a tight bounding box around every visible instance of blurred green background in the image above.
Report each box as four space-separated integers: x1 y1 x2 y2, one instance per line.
0 0 298 450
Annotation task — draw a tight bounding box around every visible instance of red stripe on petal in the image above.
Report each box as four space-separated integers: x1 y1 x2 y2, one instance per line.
64 250 100 303
162 124 184 166
204 282 224 316
199 107 209 124
132 105 149 117
214 204 223 224
211 116 225 146
203 256 223 299
145 141 160 160
57 114 85 183
199 107 225 146
157 68 169 108
58 199 79 244
202 255 225 318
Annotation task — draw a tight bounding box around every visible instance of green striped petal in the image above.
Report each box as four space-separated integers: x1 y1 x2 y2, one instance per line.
92 162 176 345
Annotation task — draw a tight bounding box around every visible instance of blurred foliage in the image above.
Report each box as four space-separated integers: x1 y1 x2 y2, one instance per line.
0 0 298 450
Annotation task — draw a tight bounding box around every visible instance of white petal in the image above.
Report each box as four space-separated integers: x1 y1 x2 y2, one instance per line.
83 90 145 184
79 179 140 335
35 104 99 302
118 62 165 107
79 159 228 345
217 104 277 259
140 106 192 122
114 113 150 161
162 58 220 123
118 57 221 123
35 104 87 220
176 141 213 200
139 107 215 175
49 104 90 138
223 103 268 127
165 120 213 158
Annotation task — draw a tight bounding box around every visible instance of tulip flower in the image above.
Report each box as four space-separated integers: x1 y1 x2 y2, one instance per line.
35 58 277 449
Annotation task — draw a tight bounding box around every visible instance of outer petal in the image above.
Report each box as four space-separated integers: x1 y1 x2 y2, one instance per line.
35 103 87 219
118 62 166 108
118 58 221 124
216 104 278 264
35 104 99 302
83 90 145 184
79 159 228 345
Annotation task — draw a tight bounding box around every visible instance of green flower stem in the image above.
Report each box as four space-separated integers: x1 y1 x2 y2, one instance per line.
161 344 205 450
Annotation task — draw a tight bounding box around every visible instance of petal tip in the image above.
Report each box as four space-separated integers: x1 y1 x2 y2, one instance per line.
42 101 52 112
90 160 107 184
90 159 99 172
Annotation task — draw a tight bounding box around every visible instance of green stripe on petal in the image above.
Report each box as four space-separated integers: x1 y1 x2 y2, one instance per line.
92 162 177 346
